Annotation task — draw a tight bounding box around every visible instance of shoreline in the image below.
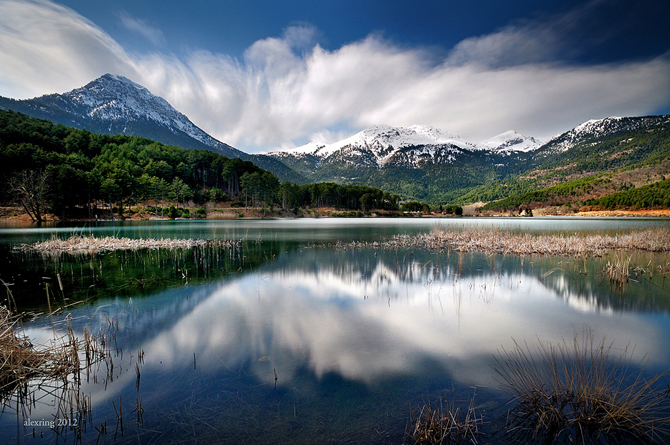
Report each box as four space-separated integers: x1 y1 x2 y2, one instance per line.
1 205 670 224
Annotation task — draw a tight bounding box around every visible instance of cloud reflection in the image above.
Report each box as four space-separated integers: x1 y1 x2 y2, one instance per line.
136 252 666 389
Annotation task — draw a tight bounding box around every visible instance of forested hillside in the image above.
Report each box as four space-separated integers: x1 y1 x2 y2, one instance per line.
466 117 670 211
0 110 398 221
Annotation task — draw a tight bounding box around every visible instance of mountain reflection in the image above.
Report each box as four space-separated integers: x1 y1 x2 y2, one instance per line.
121 248 667 390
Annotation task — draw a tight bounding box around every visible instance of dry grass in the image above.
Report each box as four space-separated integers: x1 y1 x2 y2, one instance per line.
0 303 113 435
348 227 670 257
494 333 670 444
604 254 632 286
14 235 239 254
405 392 484 444
0 305 78 398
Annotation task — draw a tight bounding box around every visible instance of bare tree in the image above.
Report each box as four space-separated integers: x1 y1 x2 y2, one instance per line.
9 169 49 222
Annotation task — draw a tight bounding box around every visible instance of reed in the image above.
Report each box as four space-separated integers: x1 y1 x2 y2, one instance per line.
14 235 240 254
330 228 670 257
494 333 670 444
604 254 631 286
0 305 77 399
405 392 484 444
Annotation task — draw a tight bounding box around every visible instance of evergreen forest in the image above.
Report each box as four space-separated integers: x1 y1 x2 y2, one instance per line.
0 110 399 221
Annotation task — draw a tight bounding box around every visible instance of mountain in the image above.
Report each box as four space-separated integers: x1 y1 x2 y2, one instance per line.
480 130 542 152
534 115 670 156
270 116 670 205
0 74 241 157
273 125 541 166
3 74 666 206
268 125 541 202
0 74 304 183
462 114 670 208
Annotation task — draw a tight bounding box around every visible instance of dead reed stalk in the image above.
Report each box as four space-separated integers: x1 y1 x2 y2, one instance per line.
494 333 670 444
14 235 239 255
332 228 670 257
0 305 77 399
604 254 631 286
405 392 484 444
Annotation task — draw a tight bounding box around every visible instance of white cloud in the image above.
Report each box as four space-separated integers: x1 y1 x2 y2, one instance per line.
0 0 669 152
0 0 137 99
118 11 166 47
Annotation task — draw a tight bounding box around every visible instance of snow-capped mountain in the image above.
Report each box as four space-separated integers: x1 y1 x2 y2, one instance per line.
0 74 306 181
0 74 242 158
480 130 542 152
281 125 481 157
539 115 670 154
272 124 540 170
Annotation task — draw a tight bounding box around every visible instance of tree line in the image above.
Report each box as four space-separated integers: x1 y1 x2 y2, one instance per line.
583 178 670 210
0 110 399 221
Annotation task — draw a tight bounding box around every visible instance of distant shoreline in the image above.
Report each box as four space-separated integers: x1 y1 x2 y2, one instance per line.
1 205 669 224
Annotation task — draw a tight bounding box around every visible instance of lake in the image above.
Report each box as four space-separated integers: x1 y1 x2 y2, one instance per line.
1 217 670 444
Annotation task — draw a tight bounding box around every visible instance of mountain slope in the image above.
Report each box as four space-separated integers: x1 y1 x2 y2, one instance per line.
0 74 242 157
269 125 541 202
0 74 304 183
465 115 670 208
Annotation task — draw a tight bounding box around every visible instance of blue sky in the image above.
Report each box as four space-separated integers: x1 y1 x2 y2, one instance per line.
0 0 669 152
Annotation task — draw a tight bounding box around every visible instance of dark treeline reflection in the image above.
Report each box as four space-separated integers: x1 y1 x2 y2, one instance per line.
1 241 292 311
4 240 670 314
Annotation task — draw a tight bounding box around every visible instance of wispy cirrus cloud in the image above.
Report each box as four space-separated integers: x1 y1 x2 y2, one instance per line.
117 11 166 47
0 0 669 153
0 0 136 99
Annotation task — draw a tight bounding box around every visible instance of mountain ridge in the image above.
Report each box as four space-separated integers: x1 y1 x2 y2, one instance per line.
1 74 668 205
0 74 243 158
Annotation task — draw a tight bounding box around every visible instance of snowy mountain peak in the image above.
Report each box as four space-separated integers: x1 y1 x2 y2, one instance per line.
50 73 239 155
66 73 194 133
352 124 467 149
543 115 660 154
480 130 542 152
277 124 478 158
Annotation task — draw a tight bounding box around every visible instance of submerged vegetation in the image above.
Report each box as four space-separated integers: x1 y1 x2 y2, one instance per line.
405 393 484 445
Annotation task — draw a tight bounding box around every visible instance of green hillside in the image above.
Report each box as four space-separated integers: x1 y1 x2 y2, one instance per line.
0 110 397 221
469 119 670 210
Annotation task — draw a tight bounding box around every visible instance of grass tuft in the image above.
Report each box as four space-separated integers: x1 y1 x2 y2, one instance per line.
405 391 484 444
494 332 670 444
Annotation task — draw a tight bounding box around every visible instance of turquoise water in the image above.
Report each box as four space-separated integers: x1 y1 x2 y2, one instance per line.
1 217 669 444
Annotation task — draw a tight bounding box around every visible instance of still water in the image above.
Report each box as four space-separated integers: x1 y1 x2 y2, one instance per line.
1 218 670 444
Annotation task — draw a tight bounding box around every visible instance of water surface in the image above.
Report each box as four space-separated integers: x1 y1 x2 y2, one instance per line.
1 217 669 444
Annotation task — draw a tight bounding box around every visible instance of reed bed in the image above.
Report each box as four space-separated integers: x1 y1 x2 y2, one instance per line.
324 228 670 257
14 235 239 254
0 303 114 431
494 334 670 444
